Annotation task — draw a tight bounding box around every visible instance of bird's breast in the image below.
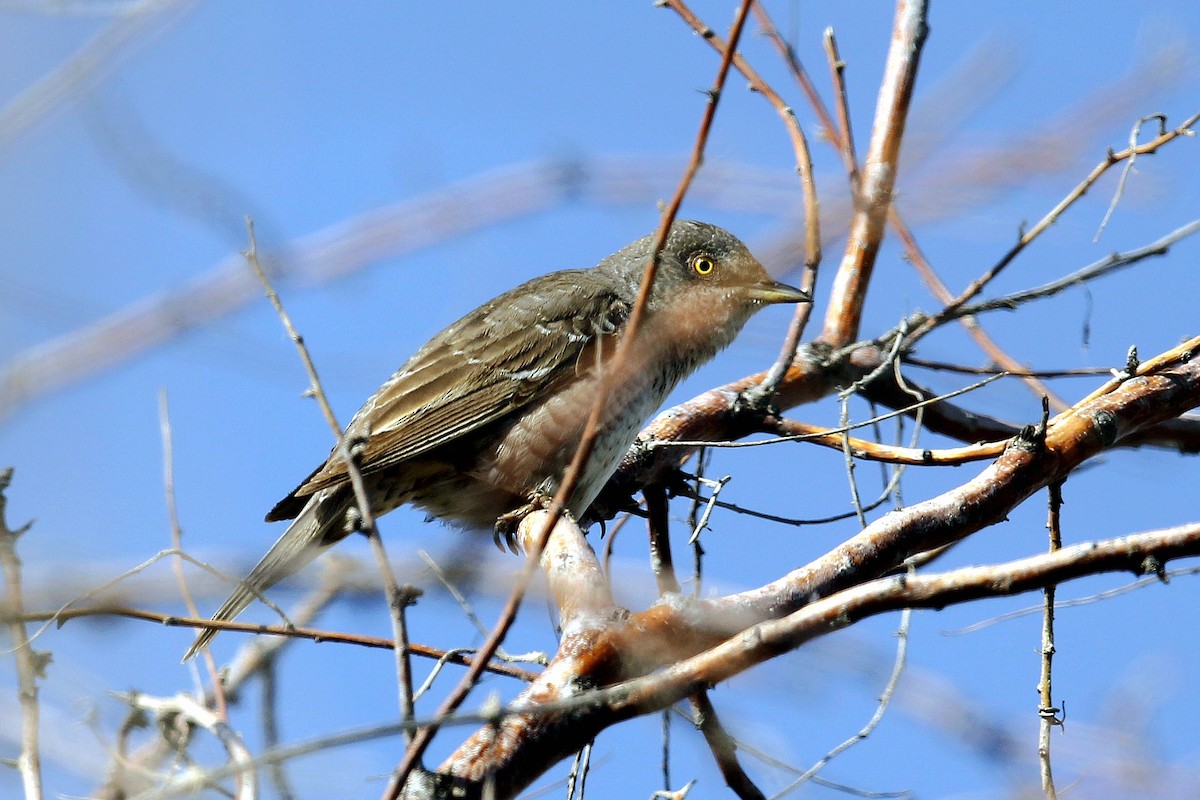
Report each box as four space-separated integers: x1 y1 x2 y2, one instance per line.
476 333 686 517
471 292 752 521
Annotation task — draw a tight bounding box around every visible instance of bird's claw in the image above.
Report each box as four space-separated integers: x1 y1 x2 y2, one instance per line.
492 493 558 554
492 519 521 554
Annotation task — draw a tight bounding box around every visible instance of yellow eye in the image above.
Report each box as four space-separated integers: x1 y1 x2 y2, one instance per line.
691 255 716 276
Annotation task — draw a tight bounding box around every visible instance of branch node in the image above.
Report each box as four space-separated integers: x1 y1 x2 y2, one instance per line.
1038 704 1065 729
1139 555 1168 583
1014 396 1051 451
1111 346 1140 380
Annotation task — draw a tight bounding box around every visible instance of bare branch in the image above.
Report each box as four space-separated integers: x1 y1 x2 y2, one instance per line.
906 110 1200 342
388 2 759 789
821 1 928 346
0 468 44 800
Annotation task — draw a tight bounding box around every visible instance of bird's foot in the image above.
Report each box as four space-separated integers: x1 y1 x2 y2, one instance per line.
492 492 558 554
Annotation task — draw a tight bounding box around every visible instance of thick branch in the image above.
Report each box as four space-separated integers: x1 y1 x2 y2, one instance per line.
820 0 928 345
421 337 1200 797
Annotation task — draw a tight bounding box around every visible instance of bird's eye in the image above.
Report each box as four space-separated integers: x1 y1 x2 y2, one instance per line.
691 255 716 276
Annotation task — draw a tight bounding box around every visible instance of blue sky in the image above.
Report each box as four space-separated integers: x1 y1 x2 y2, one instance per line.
2 2 1199 798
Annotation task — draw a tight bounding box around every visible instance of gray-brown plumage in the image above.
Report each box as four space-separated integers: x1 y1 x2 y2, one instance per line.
184 220 807 660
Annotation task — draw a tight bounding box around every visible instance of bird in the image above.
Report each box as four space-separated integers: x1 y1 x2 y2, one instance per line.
184 220 808 659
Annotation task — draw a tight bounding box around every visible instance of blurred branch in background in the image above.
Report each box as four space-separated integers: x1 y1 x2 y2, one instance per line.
0 33 1187 421
3 2 1200 798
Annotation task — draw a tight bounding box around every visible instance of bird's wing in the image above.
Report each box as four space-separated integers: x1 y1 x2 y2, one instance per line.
270 272 629 514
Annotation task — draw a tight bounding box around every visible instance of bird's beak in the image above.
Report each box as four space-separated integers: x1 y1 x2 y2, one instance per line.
746 280 811 305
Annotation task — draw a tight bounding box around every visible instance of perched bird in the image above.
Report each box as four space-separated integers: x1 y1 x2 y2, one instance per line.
184 220 807 659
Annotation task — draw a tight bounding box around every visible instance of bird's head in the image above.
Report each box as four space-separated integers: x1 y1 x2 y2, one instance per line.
600 220 809 356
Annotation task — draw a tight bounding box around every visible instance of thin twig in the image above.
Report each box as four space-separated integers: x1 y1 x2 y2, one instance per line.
385 3 758 791
0 468 44 800
902 357 1112 378
691 691 765 800
259 660 297 800
772 606 912 798
1094 114 1167 241
822 27 861 198
887 210 1070 411
158 390 227 717
601 512 635 585
1038 482 1065 799
906 109 1200 343
665 0 821 403
394 585 420 744
687 474 729 545
661 705 671 795
656 372 1006 450
418 550 510 657
953 218 1200 318
685 447 710 594
839 396 869 529
943 563 1200 635
727 730 910 797
565 742 593 800
244 218 419 744
8 604 538 682
674 471 897 527
646 484 681 596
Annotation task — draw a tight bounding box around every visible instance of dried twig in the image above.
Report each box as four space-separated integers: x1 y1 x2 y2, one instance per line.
906 110 1200 343
241 219 420 740
1094 113 1167 241
158 391 227 716
774 607 912 797
0 469 44 800
691 691 765 800
1038 482 1065 799
820 1 928 346
660 0 822 401
8 604 537 682
385 3 758 791
952 218 1200 319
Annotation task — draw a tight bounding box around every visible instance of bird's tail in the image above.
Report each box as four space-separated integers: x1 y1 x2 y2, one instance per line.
182 490 351 661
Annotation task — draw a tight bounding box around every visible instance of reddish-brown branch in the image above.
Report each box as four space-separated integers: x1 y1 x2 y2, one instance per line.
606 522 1200 715
905 109 1200 343
690 691 765 800
6 605 538 682
887 210 1071 410
645 484 681 595
820 1 928 346
387 3 759 791
662 0 821 402
761 416 1007 465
